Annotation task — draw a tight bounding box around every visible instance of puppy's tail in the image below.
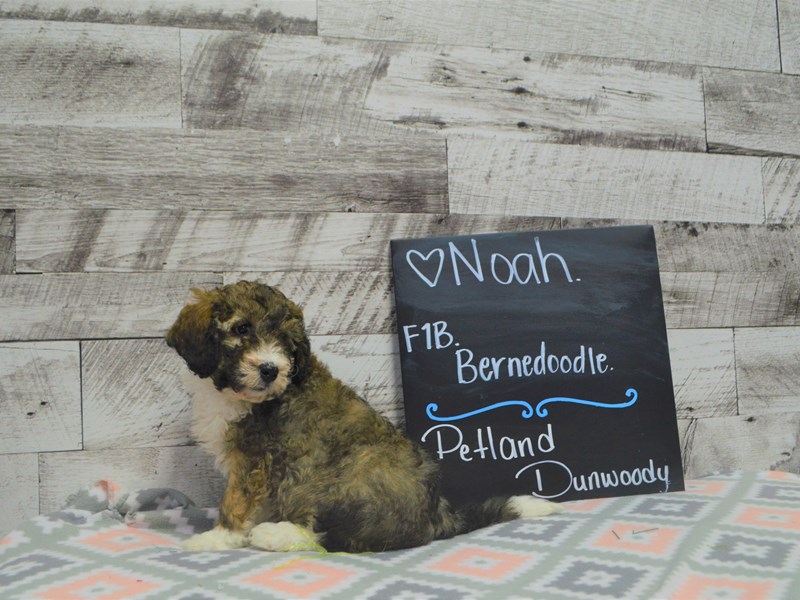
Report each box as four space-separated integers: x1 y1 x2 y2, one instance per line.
434 495 561 540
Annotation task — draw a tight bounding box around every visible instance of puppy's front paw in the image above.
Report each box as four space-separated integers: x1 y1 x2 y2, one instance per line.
248 521 323 552
181 527 248 551
509 495 563 518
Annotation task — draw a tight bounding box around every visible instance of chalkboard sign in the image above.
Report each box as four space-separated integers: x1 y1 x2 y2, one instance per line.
391 226 684 504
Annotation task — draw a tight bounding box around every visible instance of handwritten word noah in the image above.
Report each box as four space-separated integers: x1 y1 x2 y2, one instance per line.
405 236 577 288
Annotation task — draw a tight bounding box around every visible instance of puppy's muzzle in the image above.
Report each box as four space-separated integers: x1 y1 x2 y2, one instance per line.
259 363 279 384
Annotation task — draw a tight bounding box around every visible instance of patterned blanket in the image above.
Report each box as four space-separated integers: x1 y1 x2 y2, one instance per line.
1 472 798 599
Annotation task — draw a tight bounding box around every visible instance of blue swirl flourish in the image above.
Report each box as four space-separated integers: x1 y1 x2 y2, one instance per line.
535 388 638 417
425 388 639 422
426 400 535 422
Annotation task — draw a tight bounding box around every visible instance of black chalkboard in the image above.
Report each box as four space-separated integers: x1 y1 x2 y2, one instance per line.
391 226 684 504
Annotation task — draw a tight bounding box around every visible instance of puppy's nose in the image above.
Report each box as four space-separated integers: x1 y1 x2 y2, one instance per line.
259 363 279 384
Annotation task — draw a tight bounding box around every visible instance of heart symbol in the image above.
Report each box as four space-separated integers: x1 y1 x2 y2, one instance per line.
406 248 445 288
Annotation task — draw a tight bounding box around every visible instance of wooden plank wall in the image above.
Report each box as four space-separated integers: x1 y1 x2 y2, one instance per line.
1 0 799 534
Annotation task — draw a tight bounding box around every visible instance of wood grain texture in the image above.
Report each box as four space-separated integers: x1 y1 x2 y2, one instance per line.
0 210 13 273
227 271 395 335
0 125 447 212
0 272 222 341
735 327 800 415
763 157 800 224
82 339 192 450
669 329 737 418
364 45 705 151
0 0 316 34
779 0 800 74
662 271 800 328
0 342 81 453
449 139 764 223
0 453 38 535
0 20 181 128
680 413 800 477
181 29 705 150
705 68 800 157
16 210 559 273
38 446 225 513
319 0 780 72
653 223 798 273
181 29 396 136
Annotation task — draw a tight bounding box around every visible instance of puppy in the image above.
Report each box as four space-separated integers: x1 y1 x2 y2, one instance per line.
167 280 558 553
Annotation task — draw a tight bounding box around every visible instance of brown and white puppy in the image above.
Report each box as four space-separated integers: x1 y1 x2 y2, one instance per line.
167 280 559 553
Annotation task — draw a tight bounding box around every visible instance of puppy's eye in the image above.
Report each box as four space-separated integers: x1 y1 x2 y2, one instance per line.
232 322 251 336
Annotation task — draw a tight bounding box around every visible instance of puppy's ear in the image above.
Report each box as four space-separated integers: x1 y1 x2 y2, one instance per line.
284 302 312 386
290 329 312 386
166 288 220 378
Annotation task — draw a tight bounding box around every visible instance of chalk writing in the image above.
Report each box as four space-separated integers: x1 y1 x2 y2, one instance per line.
402 321 454 352
405 236 576 288
421 424 555 462
515 459 671 499
455 342 609 384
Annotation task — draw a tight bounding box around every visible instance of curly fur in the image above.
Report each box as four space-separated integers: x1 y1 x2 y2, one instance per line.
167 280 559 553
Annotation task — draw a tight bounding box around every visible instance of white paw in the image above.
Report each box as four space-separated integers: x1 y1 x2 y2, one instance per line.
248 521 322 552
509 495 563 518
181 527 248 551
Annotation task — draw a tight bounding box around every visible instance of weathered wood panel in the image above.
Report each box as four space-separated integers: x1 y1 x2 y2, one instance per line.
680 413 800 477
226 271 395 335
763 157 800 224
669 329 737 418
181 30 396 135
0 342 82 453
364 45 705 150
0 20 181 128
0 272 221 341
0 0 316 34
735 327 800 415
654 223 798 273
16 210 559 273
181 29 705 150
662 271 800 328
39 447 225 513
779 0 800 74
449 139 764 223
0 126 447 212
319 0 779 72
705 68 800 157
0 453 39 535
82 339 192 450
0 210 13 273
